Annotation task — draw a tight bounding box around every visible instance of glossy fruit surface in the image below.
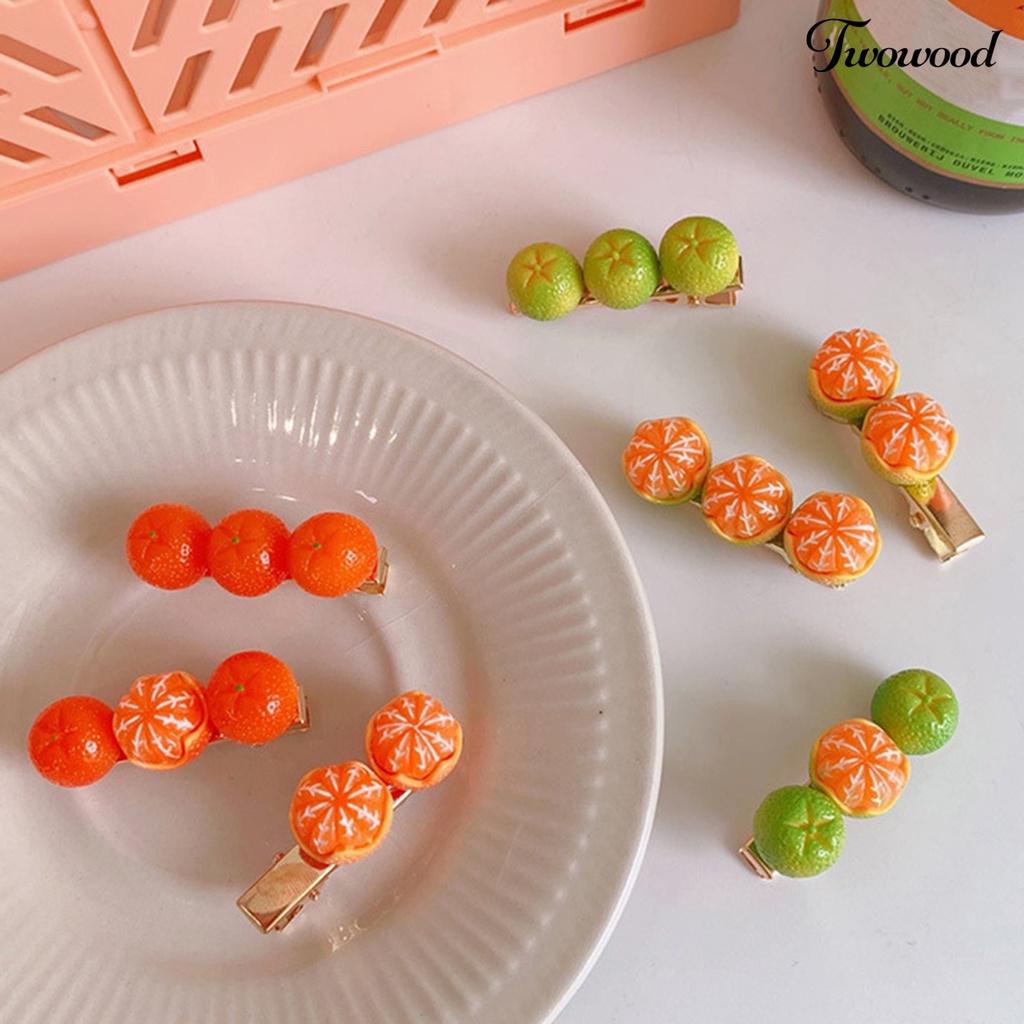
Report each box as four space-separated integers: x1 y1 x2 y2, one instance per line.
622 417 711 505
783 492 881 586
700 455 792 544
207 508 290 597
366 690 463 790
126 503 211 590
752 785 845 878
871 668 959 755
658 216 739 298
861 392 957 485
807 328 899 424
288 512 377 597
206 650 300 745
506 242 585 321
27 695 123 787
289 761 394 866
582 229 660 309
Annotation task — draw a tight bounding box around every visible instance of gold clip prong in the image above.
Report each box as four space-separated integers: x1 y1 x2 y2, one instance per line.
508 258 744 315
238 788 412 933
357 546 389 595
738 838 776 880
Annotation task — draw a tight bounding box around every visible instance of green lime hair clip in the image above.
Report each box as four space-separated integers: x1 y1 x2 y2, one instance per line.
505 216 743 320
740 668 959 879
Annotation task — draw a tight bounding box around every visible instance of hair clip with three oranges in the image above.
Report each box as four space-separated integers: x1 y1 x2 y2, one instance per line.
622 416 882 587
807 328 983 561
237 689 463 933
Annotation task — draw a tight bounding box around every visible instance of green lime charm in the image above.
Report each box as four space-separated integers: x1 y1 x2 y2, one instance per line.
659 215 739 298
871 668 959 755
582 228 660 309
752 785 845 878
505 242 585 321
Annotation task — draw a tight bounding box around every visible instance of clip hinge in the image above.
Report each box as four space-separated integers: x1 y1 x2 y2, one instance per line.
357 547 389 594
738 838 776 880
902 477 984 562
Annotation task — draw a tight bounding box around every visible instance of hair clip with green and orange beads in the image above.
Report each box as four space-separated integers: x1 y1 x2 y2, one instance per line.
237 690 463 933
739 668 959 879
807 329 983 561
622 416 882 587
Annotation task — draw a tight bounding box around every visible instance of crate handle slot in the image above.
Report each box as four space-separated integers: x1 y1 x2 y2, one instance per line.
0 138 47 165
0 35 79 77
232 27 282 92
25 107 112 142
564 0 645 33
110 141 203 186
296 6 347 70
133 0 177 51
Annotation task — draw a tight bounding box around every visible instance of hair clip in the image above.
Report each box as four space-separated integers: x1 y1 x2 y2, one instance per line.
126 504 389 597
622 417 882 586
739 668 959 879
506 216 743 320
237 689 462 933
808 329 983 561
27 650 308 787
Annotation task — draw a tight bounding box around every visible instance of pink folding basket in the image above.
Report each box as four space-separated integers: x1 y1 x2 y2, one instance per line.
0 0 740 280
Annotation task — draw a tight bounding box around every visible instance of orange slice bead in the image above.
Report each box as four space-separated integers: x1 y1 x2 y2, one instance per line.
366 690 463 791
861 392 957 486
783 492 880 586
112 671 213 770
700 455 792 544
622 417 711 504
289 761 394 866
810 718 910 817
807 329 899 424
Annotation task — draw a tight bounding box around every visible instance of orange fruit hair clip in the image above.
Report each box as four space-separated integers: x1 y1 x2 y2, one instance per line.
126 504 388 597
238 689 463 933
739 668 959 880
27 650 309 787
622 417 881 587
807 329 983 561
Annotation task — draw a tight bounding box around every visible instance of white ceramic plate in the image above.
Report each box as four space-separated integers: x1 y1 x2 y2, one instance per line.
0 303 661 1024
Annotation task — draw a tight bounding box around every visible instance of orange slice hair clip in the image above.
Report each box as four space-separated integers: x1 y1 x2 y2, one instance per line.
238 690 463 933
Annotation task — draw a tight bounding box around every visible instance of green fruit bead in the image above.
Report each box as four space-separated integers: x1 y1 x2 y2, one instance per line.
506 242 585 321
582 228 660 309
871 668 959 755
752 785 845 878
658 215 739 298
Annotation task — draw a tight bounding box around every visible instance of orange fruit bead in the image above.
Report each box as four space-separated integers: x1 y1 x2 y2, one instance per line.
207 509 290 597
807 329 899 424
860 392 957 486
366 690 463 791
622 417 711 505
287 512 378 598
783 492 881 587
126 503 211 590
112 671 212 770
810 718 910 817
205 650 300 745
27 695 124 787
700 455 792 545
289 761 394 866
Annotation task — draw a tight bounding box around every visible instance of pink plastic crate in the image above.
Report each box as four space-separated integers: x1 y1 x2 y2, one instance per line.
0 0 739 280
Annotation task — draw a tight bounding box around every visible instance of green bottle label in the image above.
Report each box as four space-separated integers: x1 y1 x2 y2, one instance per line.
817 0 1024 186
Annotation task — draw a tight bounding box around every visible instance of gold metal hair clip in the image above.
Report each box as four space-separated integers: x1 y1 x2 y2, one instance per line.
238 690 464 934
622 418 882 587
356 546 389 594
807 329 983 561
506 216 742 320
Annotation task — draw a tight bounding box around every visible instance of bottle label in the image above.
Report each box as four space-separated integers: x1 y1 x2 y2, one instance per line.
816 0 1024 186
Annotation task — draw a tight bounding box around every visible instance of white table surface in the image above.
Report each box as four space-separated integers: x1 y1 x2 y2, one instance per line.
2 1 1022 1021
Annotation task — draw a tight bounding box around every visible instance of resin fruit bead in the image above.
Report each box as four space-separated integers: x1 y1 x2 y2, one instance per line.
752 785 845 878
287 512 378 598
27 695 124 787
807 329 899 424
126 503 212 590
700 455 792 544
112 671 213 770
366 691 463 791
810 718 910 817
206 650 300 745
289 761 394 866
871 668 959 755
506 242 585 321
582 228 660 309
860 393 957 487
622 417 711 505
658 216 739 298
207 509 290 597
783 492 881 586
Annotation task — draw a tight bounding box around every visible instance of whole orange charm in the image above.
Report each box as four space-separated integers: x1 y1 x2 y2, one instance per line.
208 508 291 596
27 695 124 787
287 512 377 597
126 503 211 590
206 650 300 745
